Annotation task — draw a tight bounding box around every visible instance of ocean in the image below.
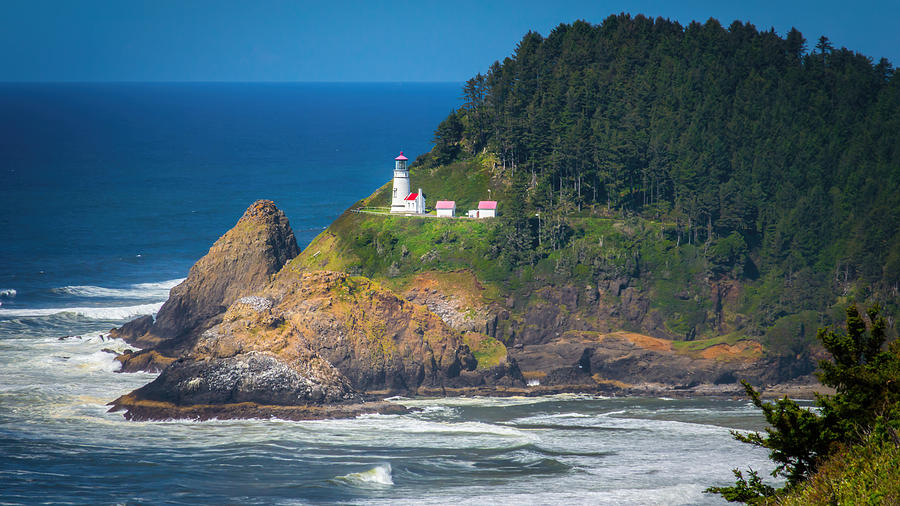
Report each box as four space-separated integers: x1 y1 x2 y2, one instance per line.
0 83 775 504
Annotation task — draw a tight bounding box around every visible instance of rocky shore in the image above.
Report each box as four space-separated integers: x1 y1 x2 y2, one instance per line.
108 200 818 421
108 200 522 420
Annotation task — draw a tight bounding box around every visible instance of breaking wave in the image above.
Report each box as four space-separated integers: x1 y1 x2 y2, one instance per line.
335 464 394 487
0 288 16 298
63 348 124 374
0 302 163 320
0 278 182 321
51 278 184 299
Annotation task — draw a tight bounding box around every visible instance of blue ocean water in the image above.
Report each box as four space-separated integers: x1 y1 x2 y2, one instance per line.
0 83 775 504
0 82 457 314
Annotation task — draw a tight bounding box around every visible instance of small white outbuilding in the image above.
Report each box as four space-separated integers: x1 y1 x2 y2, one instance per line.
435 200 456 217
403 188 426 214
477 200 498 218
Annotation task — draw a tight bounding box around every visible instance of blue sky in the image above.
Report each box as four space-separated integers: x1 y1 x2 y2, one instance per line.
1 0 897 82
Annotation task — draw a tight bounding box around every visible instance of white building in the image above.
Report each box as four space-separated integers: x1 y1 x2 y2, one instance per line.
390 152 426 214
404 188 426 214
435 200 456 217
477 200 497 218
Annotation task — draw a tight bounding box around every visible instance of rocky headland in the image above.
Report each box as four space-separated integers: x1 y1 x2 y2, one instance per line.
109 200 523 420
109 200 820 421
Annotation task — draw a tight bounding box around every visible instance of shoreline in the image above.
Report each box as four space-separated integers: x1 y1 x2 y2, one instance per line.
108 377 830 422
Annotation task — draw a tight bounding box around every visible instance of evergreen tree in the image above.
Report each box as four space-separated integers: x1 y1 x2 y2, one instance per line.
708 305 900 501
432 111 463 165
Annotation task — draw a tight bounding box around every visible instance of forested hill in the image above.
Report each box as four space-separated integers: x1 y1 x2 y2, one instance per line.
425 14 899 304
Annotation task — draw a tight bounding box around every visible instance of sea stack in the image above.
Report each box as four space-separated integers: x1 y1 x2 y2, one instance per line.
111 199 300 358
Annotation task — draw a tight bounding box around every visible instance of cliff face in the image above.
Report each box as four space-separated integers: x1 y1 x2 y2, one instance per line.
111 200 299 353
180 269 522 394
111 271 524 420
393 271 786 392
290 200 816 394
109 196 824 421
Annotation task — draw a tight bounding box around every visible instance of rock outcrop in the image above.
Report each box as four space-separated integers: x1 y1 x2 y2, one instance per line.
111 200 299 354
108 198 814 422
511 330 776 392
113 349 360 413
110 201 523 421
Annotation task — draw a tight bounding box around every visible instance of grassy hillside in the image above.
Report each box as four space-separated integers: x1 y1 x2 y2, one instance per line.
292 156 862 364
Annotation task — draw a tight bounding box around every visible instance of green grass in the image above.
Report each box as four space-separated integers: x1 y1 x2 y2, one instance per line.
670 331 753 353
367 155 504 212
410 158 498 212
463 333 508 370
295 202 509 287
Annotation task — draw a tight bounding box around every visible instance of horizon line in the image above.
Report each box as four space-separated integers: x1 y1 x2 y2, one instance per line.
0 80 466 85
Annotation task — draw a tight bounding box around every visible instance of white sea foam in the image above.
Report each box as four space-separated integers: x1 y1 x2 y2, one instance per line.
541 412 593 418
510 410 731 439
399 419 527 437
0 288 16 297
359 483 709 505
66 349 123 373
417 405 459 416
336 463 393 487
52 278 184 299
0 302 163 320
601 483 707 505
397 393 601 409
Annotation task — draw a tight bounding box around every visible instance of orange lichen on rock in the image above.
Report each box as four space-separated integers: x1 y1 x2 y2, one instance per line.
607 331 674 352
698 340 764 360
560 330 673 352
591 375 633 389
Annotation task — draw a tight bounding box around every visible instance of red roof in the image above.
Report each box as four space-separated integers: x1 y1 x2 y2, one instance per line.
395 151 408 161
404 193 419 201
478 200 497 210
435 200 456 209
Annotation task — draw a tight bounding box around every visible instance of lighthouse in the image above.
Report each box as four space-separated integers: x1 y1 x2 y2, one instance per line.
390 152 411 213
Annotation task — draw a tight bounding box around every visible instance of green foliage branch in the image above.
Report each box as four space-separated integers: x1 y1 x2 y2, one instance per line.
707 304 900 502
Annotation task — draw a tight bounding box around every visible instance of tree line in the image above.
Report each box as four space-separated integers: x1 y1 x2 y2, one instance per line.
428 14 899 302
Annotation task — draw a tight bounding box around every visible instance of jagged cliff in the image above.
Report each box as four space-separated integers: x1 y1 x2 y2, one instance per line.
109 200 523 420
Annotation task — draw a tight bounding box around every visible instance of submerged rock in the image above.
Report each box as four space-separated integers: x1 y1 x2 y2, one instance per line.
115 349 176 373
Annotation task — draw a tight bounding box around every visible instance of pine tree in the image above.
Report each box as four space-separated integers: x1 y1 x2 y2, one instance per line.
708 305 900 501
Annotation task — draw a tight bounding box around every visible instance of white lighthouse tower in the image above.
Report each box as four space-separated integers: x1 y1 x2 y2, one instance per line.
390 151 411 213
